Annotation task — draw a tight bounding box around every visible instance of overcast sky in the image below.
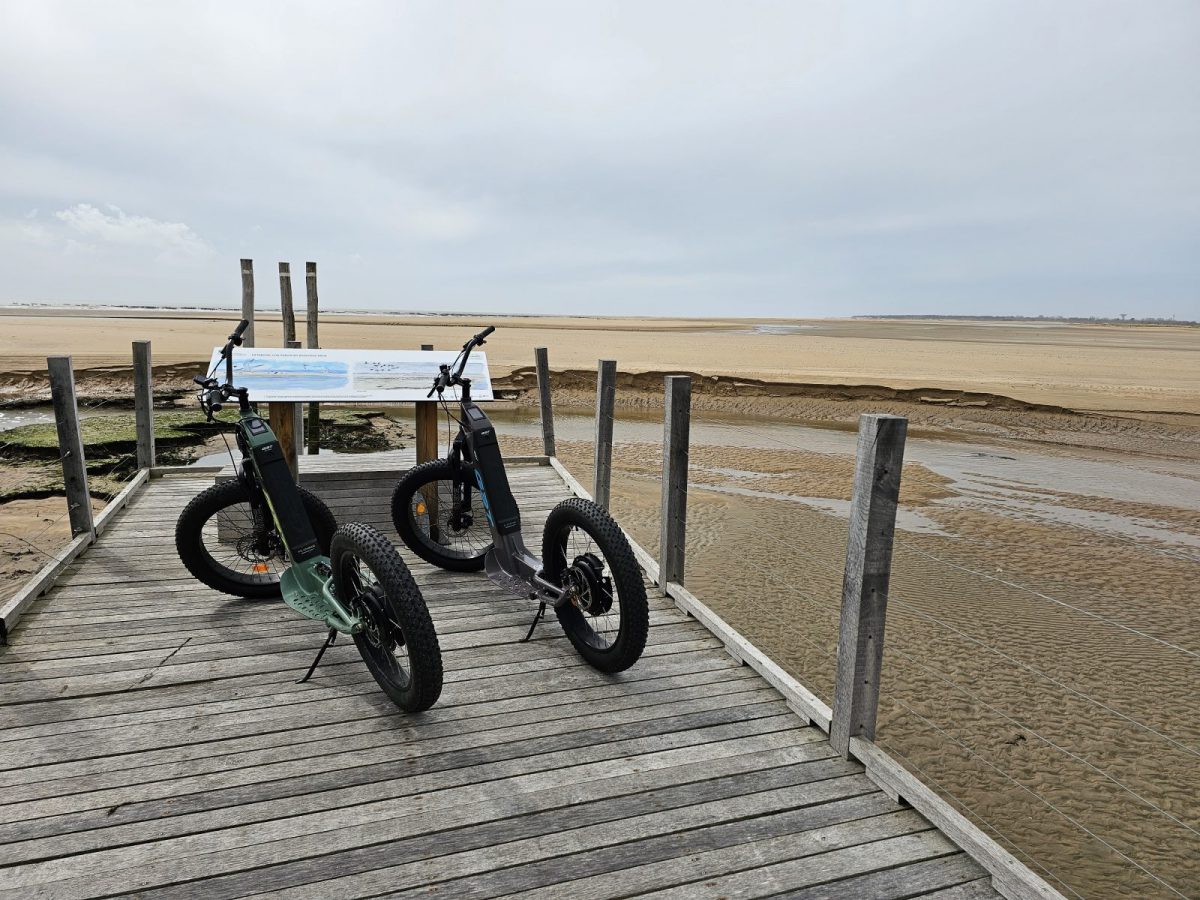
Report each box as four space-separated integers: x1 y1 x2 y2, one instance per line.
1 1 1196 318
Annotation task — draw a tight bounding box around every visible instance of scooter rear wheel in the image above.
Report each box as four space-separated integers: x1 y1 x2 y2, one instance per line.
542 498 649 673
175 480 336 598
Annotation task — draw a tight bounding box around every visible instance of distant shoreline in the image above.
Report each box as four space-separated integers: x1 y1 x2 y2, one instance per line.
1 303 1195 328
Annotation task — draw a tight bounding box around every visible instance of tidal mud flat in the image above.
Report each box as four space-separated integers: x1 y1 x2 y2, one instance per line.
1 309 1198 896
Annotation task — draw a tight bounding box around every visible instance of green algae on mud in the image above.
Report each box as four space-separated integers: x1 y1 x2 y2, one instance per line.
0 406 409 502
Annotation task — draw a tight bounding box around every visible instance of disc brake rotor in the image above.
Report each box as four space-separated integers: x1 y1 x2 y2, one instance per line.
235 529 283 563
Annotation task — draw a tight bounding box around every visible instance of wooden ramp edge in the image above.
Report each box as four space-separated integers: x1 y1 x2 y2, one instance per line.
0 450 1052 899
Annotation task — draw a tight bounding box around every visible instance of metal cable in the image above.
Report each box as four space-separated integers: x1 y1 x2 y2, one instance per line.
890 699 1191 899
883 642 1200 840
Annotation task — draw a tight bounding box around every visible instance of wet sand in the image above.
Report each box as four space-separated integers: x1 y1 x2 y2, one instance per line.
3 308 1199 897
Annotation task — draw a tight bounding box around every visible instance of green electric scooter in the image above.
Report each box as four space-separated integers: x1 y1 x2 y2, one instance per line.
175 320 443 712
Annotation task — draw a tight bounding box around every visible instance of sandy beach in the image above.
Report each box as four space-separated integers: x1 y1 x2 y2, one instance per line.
2 307 1198 415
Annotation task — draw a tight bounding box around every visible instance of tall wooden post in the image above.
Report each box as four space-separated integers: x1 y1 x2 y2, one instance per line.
240 259 255 348
47 357 95 539
831 414 908 758
267 341 303 481
659 375 691 587
415 344 439 466
535 347 556 457
415 344 440 540
132 340 155 469
279 262 296 345
593 359 616 508
305 262 319 455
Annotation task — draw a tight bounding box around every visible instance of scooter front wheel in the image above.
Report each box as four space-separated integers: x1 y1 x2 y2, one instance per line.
391 459 492 572
331 523 443 712
542 498 649 673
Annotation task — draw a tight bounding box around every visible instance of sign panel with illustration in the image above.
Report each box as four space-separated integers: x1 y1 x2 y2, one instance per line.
206 347 494 401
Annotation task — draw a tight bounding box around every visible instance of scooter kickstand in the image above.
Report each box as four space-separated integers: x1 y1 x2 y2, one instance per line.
298 628 338 683
519 600 547 643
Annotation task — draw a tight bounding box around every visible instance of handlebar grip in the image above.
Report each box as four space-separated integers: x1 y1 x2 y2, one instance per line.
475 325 495 342
227 319 250 347
193 375 209 387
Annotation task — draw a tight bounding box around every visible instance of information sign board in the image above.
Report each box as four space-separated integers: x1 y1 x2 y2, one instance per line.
206 347 494 402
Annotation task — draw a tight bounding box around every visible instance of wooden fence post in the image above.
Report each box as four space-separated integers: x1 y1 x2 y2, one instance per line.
305 262 319 454
415 344 440 540
132 340 154 469
47 357 95 540
535 347 556 457
279 262 296 345
830 413 908 759
659 375 691 587
594 359 616 508
240 258 255 348
415 344 439 466
267 341 303 481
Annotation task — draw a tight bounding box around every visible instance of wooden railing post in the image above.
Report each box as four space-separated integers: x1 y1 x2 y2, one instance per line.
267 341 303 481
831 413 908 759
593 359 616 508
132 340 154 469
659 375 691 587
240 258 255 348
415 344 439 465
279 262 296 345
305 261 319 454
535 347 556 457
415 344 440 540
47 357 95 540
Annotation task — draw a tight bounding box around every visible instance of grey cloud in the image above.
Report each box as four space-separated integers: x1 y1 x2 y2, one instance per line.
0 0 1196 317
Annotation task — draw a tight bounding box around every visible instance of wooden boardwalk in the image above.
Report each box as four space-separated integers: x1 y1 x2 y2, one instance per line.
0 452 1002 898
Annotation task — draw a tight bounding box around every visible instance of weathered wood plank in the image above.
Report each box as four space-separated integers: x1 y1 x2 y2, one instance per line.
1 736 832 897
630 830 959 900
781 854 990 899
0 670 762 781
393 806 926 900
850 737 1058 900
1 648 743 740
135 774 892 900
0 719 809 893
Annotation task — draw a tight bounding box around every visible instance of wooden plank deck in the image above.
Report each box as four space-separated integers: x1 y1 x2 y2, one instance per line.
0 452 1000 899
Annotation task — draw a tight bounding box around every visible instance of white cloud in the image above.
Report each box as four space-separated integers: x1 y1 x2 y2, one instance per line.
53 204 213 263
